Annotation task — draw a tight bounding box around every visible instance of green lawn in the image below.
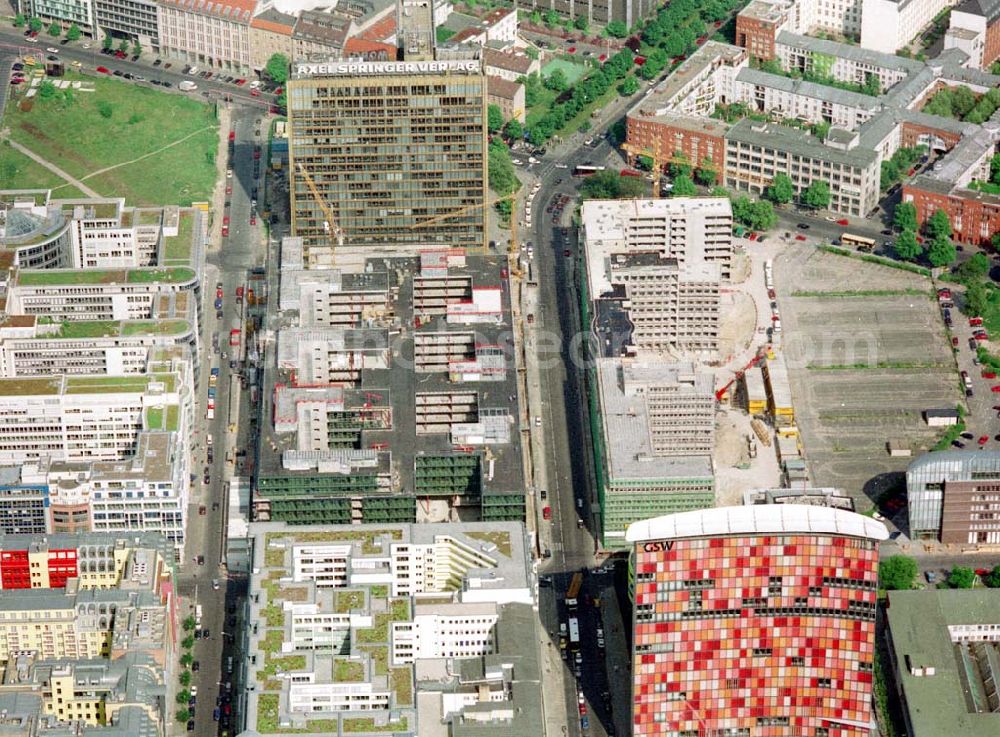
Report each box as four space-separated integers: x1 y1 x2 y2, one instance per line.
5 71 219 206
0 140 81 194
333 659 365 682
18 267 195 286
162 211 197 265
391 666 413 706
335 590 365 613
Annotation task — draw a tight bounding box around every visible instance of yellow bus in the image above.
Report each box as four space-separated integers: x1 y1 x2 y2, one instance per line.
841 233 876 252
565 572 583 610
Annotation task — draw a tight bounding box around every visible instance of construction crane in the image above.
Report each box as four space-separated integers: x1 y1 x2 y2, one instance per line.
407 191 523 275
296 162 343 257
622 140 665 198
715 346 770 402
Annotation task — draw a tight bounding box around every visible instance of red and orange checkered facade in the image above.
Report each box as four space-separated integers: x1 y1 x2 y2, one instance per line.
631 533 878 737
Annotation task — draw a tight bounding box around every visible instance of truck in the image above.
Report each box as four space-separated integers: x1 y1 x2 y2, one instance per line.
178 80 198 92
229 328 241 347
565 572 583 610
208 387 216 399
235 286 245 303
195 604 203 627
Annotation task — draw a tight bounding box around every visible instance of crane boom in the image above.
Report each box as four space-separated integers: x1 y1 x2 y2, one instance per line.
296 163 343 247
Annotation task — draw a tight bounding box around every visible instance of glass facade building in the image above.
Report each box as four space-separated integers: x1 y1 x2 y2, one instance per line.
627 506 888 737
287 59 488 255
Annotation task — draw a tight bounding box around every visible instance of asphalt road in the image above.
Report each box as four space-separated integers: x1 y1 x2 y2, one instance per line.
0 27 277 112
174 105 268 737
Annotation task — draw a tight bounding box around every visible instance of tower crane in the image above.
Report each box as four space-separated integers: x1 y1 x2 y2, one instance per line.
622 140 665 198
296 162 343 263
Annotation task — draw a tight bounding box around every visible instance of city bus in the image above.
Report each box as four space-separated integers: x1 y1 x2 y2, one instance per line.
573 164 606 177
565 572 583 610
841 233 876 252
568 617 580 646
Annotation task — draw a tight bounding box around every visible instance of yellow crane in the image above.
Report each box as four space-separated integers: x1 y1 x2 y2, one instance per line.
296 162 343 255
622 141 666 198
407 191 523 275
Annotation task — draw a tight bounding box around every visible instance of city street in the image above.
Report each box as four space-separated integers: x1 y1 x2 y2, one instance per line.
0 28 278 112
173 105 268 737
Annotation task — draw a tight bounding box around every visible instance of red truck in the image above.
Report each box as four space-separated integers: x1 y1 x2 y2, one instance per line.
235 286 244 304
229 329 241 347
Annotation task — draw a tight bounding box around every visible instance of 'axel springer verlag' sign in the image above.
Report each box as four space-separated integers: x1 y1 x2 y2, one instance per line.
295 60 481 76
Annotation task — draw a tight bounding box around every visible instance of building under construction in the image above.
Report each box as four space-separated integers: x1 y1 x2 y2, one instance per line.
286 0 488 258
255 240 525 525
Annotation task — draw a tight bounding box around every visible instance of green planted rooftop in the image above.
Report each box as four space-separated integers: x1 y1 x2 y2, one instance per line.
162 211 196 266
65 372 177 394
0 377 62 396
18 267 196 287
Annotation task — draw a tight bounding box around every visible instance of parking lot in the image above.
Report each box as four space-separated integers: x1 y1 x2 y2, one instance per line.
774 245 960 505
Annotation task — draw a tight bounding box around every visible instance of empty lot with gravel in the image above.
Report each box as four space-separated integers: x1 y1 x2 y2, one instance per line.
773 245 960 506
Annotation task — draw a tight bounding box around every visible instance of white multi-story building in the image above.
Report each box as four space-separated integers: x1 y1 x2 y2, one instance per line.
157 0 254 73
287 681 390 714
861 0 958 54
733 68 881 129
0 370 191 465
391 602 498 663
24 0 95 32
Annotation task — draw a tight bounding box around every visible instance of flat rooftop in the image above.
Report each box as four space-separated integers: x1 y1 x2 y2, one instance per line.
16 266 197 287
628 41 746 116
260 251 525 510
886 590 1000 737
596 357 714 482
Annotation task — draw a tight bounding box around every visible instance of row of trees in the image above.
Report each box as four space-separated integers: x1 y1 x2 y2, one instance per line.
174 615 199 723
521 48 635 146
883 555 1000 590
760 172 831 210
880 145 926 192
14 15 83 40
923 86 1000 124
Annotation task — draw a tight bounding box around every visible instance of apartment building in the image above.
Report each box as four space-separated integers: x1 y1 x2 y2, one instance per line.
946 0 1000 69
582 198 730 355
734 67 882 129
480 47 539 83
0 371 191 463
0 316 196 378
627 506 887 737
0 466 49 535
487 75 525 124
94 0 161 48
862 0 958 54
626 112 730 184
725 118 888 217
594 358 715 550
391 602 498 662
157 0 254 73
907 451 1000 543
0 581 170 664
5 653 165 731
446 7 517 47
249 7 294 70
241 522 534 735
519 0 658 26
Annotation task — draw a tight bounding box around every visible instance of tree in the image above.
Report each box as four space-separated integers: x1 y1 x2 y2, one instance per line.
668 151 691 179
176 709 191 723
48 21 61 36
529 10 542 25
13 14 25 27
102 32 113 51
525 46 539 60
671 175 697 197
487 104 504 133
544 9 559 27
984 565 1000 588
928 234 957 268
544 68 568 93
893 201 918 232
606 20 629 37
182 615 196 632
966 280 990 317
695 161 716 186
618 76 639 96
947 566 976 589
180 652 193 668
880 159 900 191
861 73 880 96
179 669 192 687
29 17 43 33
608 119 626 145
132 38 142 56
926 208 953 241
800 180 831 209
893 230 921 261
710 186 729 198
266 53 290 84
766 173 794 204
503 119 523 141
118 38 129 52
811 120 831 141
38 81 57 101
957 252 990 281
574 15 588 31
96 101 113 119
181 635 195 650
66 23 80 41
175 690 191 705
879 555 917 590
579 170 648 199
487 141 517 199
